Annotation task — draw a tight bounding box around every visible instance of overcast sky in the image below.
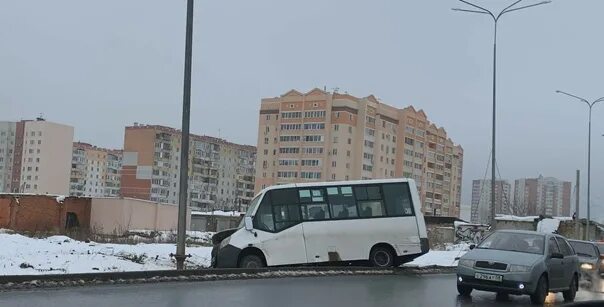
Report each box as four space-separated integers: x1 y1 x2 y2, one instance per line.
2 0 603 221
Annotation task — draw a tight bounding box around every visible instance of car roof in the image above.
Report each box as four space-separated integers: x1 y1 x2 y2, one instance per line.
568 239 597 245
496 229 548 236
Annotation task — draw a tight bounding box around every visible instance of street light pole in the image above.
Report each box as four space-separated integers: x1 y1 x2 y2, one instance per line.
453 0 550 226
555 90 604 241
174 0 195 270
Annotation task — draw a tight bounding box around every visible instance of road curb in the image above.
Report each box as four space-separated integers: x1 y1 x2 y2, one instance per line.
0 266 456 290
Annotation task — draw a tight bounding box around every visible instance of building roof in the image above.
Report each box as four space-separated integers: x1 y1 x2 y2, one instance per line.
125 124 256 151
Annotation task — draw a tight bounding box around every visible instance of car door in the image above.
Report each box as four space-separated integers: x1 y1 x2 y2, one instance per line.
546 237 564 289
555 237 577 288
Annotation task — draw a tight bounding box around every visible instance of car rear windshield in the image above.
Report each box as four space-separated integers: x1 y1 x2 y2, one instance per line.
570 241 598 258
478 232 545 255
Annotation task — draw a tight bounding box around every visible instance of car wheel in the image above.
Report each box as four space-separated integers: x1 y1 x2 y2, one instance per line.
530 275 548 305
370 246 395 267
239 254 264 268
457 284 472 297
562 275 578 302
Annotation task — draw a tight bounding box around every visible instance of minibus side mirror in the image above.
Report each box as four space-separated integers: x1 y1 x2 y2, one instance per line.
244 216 253 231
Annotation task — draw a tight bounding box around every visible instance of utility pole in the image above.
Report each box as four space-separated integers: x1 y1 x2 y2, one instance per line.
575 170 580 239
454 0 551 226
174 0 195 270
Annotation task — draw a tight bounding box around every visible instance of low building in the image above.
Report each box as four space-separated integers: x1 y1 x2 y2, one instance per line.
190 210 243 232
0 194 191 235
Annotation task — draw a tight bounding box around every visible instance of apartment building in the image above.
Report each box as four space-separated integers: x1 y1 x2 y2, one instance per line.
0 119 73 194
255 88 464 217
514 175 571 217
0 122 17 192
470 179 512 224
120 124 256 211
70 142 122 197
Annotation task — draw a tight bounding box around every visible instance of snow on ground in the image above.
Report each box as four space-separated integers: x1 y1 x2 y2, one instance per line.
404 250 466 268
537 218 561 233
190 210 243 217
0 232 213 275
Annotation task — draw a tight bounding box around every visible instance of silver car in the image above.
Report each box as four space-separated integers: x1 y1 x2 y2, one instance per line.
456 230 579 305
568 240 602 285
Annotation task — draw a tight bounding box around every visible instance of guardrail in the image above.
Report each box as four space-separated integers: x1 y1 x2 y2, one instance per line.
0 266 456 290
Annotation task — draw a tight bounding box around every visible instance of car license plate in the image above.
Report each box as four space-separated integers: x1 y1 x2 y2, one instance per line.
474 272 503 282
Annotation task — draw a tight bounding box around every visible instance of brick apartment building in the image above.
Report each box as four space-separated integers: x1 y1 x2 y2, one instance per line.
120 124 256 211
514 175 572 217
70 142 122 197
255 88 463 217
0 118 74 195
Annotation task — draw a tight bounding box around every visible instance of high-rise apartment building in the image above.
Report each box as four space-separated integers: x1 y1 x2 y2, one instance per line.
121 124 256 211
470 179 512 224
514 175 571 216
255 89 464 217
70 142 122 197
0 122 17 192
0 119 73 194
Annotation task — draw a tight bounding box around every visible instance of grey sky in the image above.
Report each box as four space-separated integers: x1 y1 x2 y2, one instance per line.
1 0 603 221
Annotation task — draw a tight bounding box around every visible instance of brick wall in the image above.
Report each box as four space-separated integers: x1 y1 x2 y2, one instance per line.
0 194 91 232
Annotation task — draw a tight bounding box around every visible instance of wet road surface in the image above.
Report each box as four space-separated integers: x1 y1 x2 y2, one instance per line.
1 274 603 307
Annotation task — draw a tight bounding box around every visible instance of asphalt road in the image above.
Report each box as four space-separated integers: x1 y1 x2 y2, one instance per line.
1 274 603 307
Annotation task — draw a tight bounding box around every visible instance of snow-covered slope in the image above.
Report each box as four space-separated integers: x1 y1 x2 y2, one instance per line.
0 232 212 275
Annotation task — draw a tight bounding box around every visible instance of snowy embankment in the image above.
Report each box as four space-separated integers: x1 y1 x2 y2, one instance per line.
0 231 213 275
404 243 469 268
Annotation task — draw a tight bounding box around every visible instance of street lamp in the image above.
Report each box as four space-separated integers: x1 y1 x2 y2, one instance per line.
453 0 551 226
555 90 604 241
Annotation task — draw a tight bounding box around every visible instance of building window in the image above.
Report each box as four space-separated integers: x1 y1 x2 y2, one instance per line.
332 149 337 155
301 159 320 167
334 124 339 131
281 111 302 119
347 138 351 145
347 150 351 157
279 147 300 154
300 171 321 179
333 137 338 143
38 140 41 145
332 161 336 167
304 135 324 142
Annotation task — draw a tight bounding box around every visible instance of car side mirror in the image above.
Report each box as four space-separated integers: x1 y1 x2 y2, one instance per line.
469 244 476 250
244 216 253 231
550 252 564 259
